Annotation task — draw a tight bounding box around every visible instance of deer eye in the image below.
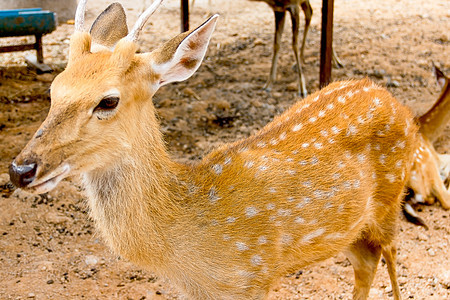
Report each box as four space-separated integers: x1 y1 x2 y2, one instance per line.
95 96 120 111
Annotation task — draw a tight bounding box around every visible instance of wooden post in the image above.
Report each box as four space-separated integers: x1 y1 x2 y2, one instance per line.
181 0 189 32
319 0 334 88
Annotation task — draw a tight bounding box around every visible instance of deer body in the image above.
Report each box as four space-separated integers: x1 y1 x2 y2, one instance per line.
406 66 450 210
9 1 416 299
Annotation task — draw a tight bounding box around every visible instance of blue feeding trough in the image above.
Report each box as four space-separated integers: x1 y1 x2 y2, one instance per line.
0 8 57 71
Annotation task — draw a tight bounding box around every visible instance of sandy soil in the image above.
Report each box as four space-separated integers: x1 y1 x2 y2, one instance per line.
0 0 449 299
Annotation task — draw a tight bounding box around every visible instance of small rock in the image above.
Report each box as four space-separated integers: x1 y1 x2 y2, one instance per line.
427 248 436 256
213 99 231 110
12 189 37 201
27 293 35 298
85 255 99 266
387 79 400 88
417 232 428 241
0 173 10 185
45 212 70 225
253 38 265 46
286 82 298 91
438 269 450 288
46 279 54 284
36 73 55 83
272 92 282 98
182 87 200 100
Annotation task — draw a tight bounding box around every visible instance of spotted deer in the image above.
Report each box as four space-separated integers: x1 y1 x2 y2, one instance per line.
9 0 417 299
249 0 342 97
405 65 450 219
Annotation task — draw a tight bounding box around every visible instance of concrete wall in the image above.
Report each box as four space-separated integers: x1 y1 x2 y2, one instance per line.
1 0 77 23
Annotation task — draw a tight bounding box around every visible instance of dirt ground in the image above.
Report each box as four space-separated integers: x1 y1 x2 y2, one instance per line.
0 0 449 299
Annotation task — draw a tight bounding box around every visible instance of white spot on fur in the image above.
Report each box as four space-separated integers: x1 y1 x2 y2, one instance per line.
266 203 275 210
277 209 292 217
357 154 366 163
302 228 325 243
330 127 339 135
236 242 249 251
347 124 357 136
325 232 345 239
251 255 263 266
302 143 310 148
292 123 303 132
321 130 328 137
303 181 312 188
327 103 334 110
244 161 254 168
257 142 266 148
246 206 258 217
295 216 305 224
297 197 311 208
311 156 319 165
281 234 293 245
314 142 323 149
332 173 341 180
373 97 381 106
259 165 269 171
279 132 287 140
337 96 345 103
212 164 223 175
258 236 268 245
226 216 237 223
379 154 387 164
224 157 232 165
270 139 278 145
223 234 231 241
309 117 317 123
337 161 345 169
318 110 326 118
287 169 296 175
386 174 395 183
395 160 402 168
208 187 221 203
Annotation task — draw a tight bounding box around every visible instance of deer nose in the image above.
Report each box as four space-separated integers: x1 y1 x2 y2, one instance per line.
9 161 38 188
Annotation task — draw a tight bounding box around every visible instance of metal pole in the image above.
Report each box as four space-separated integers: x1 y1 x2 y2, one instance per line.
181 0 189 32
319 0 334 88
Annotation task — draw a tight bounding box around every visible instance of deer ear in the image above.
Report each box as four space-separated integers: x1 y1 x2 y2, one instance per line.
146 14 218 88
90 2 128 51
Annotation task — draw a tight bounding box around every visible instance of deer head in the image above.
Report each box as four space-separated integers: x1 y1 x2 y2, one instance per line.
9 0 218 193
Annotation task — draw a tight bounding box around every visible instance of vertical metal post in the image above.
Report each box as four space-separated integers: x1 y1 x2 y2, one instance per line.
35 34 44 63
181 0 189 32
319 0 334 88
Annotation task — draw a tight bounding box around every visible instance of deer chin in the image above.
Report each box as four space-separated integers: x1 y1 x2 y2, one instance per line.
26 164 71 194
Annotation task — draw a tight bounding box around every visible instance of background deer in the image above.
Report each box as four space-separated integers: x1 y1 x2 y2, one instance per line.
404 65 450 226
249 0 342 97
9 0 417 299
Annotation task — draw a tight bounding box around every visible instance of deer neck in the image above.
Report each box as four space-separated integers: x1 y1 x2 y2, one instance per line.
419 83 450 143
82 111 185 269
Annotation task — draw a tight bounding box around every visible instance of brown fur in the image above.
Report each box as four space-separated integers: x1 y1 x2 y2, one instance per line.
11 8 417 300
406 66 450 209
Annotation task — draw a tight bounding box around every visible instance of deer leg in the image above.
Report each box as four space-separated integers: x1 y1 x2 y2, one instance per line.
344 238 382 300
300 0 312 64
382 245 401 300
288 5 307 97
263 10 286 93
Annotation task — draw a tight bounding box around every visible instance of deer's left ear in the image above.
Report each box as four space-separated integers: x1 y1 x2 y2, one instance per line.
141 14 218 89
90 2 128 51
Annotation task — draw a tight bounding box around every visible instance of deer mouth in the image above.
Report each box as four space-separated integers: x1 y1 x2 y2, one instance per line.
27 164 71 194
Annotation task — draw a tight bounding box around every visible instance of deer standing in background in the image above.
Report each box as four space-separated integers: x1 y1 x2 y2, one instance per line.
249 0 342 97
404 65 450 226
10 0 416 299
